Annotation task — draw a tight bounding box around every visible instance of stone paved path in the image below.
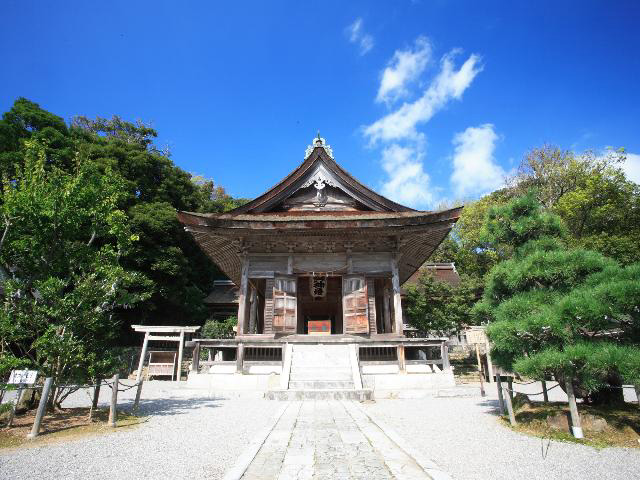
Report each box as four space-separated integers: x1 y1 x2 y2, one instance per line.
241 401 434 480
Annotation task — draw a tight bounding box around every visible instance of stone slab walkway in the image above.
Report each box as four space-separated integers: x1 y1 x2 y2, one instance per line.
240 400 440 480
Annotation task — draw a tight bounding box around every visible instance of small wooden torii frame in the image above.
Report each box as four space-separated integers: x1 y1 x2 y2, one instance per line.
132 325 201 382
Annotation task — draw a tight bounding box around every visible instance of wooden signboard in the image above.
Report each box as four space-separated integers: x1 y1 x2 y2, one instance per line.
466 328 487 345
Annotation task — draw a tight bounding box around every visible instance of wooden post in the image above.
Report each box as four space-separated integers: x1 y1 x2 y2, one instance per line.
503 381 517 426
89 378 102 421
133 380 143 413
475 343 483 380
635 386 640 408
236 255 249 336
135 332 150 382
485 340 495 384
7 386 23 428
478 362 486 397
507 377 514 404
108 374 119 428
390 256 404 337
27 377 53 439
565 377 583 439
441 343 451 371
176 330 185 382
191 342 201 372
236 343 245 374
397 345 406 373
542 379 549 403
496 374 506 414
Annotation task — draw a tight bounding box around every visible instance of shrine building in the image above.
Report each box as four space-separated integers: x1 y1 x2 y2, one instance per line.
178 136 462 399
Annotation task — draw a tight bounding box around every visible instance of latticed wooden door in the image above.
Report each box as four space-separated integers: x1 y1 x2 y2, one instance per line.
343 275 369 334
273 276 297 333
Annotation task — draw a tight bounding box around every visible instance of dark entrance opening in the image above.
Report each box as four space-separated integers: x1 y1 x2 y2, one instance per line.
296 276 343 334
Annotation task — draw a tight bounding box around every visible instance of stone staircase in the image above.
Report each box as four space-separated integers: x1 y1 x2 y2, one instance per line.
265 344 373 400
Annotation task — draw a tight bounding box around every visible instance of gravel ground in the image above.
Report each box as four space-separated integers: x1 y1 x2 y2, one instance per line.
0 381 281 480
363 383 640 480
2 381 639 480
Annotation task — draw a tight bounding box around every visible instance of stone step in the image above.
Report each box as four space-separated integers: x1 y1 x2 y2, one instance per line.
291 364 351 375
265 389 373 401
289 372 353 381
288 380 355 390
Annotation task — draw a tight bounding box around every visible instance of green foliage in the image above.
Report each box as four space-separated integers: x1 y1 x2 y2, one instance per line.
202 316 237 339
510 146 640 265
405 272 481 336
0 139 149 404
0 98 245 332
480 192 640 403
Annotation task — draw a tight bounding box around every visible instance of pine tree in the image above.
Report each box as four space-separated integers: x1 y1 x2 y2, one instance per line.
475 191 640 404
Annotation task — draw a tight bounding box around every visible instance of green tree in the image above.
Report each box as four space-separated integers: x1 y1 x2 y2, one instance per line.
0 98 247 333
509 145 640 264
405 273 482 336
476 192 640 404
0 140 149 405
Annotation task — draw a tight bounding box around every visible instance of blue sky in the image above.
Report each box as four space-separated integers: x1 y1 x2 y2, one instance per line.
2 1 640 208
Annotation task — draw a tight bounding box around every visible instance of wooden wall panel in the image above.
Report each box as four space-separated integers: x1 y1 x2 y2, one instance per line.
293 254 347 273
351 253 392 274
248 255 288 276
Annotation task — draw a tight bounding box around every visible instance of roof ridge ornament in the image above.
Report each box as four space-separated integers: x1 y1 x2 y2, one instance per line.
304 133 334 159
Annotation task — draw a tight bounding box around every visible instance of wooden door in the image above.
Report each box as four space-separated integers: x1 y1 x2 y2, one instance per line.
343 275 369 334
273 276 297 334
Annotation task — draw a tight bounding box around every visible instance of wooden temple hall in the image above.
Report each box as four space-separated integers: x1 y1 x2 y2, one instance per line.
178 136 462 398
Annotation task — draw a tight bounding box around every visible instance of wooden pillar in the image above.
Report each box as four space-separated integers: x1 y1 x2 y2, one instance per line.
237 255 249 336
542 379 549 403
236 343 245 374
397 345 406 373
191 342 201 372
383 285 392 334
390 256 404 337
135 332 150 382
565 377 583 438
248 286 258 334
176 330 185 381
287 255 293 274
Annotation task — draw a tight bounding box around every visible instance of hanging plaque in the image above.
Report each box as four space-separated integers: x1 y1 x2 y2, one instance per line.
310 275 328 298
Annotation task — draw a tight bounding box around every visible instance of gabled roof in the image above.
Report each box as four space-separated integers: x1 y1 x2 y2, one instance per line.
228 137 413 214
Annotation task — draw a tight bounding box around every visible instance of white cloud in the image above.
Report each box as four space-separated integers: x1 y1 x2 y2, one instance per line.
622 152 640 184
346 18 374 55
364 50 483 143
450 124 506 198
376 36 432 104
380 142 435 208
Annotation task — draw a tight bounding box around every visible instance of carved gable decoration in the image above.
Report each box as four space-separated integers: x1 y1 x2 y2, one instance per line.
228 136 414 214
279 164 364 211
